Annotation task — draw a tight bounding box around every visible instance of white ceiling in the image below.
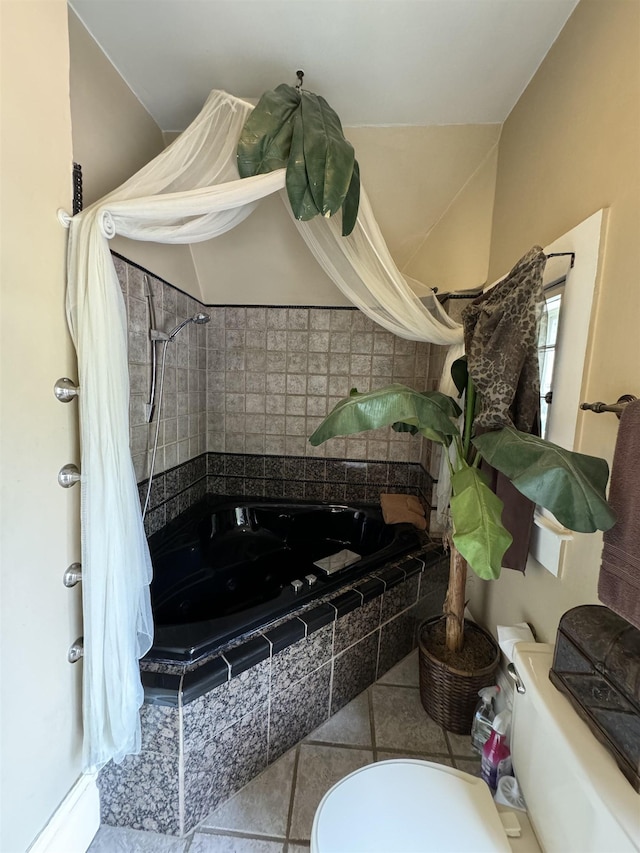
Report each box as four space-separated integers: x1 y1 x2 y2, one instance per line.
69 0 578 131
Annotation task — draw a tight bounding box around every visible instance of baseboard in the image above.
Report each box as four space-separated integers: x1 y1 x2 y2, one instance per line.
28 773 99 853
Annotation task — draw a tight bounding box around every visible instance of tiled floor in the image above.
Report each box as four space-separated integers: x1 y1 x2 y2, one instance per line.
88 651 533 852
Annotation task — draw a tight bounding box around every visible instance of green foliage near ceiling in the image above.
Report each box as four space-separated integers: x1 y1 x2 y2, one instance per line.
237 84 360 236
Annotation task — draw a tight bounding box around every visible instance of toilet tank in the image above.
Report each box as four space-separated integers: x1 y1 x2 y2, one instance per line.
511 643 639 853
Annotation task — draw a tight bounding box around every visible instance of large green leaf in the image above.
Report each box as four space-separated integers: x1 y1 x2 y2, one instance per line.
237 84 360 233
473 426 616 533
450 466 512 580
286 111 321 221
300 92 355 217
309 384 461 446
341 159 360 236
450 355 468 398
237 84 300 177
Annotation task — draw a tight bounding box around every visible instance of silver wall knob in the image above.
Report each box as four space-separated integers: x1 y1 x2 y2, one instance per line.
63 563 82 588
54 377 79 403
58 463 81 488
68 638 84 663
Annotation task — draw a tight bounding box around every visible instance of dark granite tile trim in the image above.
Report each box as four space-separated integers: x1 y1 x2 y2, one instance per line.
207 453 225 476
263 619 306 654
201 453 434 501
421 540 448 563
355 576 386 603
222 636 271 678
330 589 363 617
223 454 245 477
376 565 406 590
141 670 184 708
297 603 336 635
138 453 209 515
182 656 229 704
401 556 425 578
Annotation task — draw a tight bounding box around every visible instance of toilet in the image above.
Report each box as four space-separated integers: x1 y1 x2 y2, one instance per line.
311 643 640 852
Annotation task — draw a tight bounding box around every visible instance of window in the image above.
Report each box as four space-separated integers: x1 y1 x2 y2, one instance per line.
528 210 605 577
538 288 564 439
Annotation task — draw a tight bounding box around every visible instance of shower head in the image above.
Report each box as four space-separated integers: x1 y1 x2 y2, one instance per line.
167 312 211 340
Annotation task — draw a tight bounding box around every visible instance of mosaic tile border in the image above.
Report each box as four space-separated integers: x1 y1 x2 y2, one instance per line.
141 451 433 536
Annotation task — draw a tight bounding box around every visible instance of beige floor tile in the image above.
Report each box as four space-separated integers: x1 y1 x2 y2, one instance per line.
190 834 284 853
287 845 310 852
199 749 296 837
446 728 478 758
288 743 373 841
87 825 187 852
371 684 448 753
454 757 482 777
305 690 372 747
376 649 419 687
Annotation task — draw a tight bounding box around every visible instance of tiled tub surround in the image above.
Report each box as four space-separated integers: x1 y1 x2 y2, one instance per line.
141 451 434 538
115 253 442 483
98 544 449 836
115 254 209 482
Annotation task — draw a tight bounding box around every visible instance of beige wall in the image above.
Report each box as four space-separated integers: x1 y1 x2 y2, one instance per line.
190 124 501 306
68 9 201 297
468 0 640 643
0 2 82 851
157 123 502 305
349 125 500 287
404 142 499 292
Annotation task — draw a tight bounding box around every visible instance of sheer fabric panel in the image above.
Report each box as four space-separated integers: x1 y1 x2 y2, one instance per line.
66 89 462 771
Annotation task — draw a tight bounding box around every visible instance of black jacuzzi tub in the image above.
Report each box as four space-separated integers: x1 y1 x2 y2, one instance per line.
145 495 421 663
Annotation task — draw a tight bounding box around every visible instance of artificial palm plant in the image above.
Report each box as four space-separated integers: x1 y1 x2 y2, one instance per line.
308 361 615 655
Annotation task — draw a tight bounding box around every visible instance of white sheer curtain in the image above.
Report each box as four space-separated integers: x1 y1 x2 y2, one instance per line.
66 89 462 772
292 190 461 345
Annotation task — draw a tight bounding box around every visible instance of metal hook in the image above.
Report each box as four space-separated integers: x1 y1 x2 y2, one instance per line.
295 69 304 91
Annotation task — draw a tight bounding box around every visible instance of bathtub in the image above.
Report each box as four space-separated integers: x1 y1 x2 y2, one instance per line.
146 496 421 664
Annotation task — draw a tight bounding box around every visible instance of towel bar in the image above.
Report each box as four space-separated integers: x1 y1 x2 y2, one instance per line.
579 394 637 418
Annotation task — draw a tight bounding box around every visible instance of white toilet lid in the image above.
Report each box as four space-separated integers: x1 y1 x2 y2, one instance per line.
311 759 511 853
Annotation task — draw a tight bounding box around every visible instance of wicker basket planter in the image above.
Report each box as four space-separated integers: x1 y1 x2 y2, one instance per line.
418 616 500 735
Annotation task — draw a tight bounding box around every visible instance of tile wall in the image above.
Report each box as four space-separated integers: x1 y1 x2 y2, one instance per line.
114 253 443 483
206 304 437 462
141 452 433 537
115 254 209 482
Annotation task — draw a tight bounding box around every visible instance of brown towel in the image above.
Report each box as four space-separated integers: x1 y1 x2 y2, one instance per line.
380 493 427 530
598 398 640 630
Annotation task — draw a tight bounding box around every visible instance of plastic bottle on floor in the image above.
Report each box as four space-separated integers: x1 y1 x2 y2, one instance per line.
481 709 512 793
470 685 500 754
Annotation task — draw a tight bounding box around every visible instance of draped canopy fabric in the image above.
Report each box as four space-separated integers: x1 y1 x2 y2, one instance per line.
66 89 463 772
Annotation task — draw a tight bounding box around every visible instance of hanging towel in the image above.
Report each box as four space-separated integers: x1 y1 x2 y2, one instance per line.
462 246 547 572
380 493 427 530
598 398 640 630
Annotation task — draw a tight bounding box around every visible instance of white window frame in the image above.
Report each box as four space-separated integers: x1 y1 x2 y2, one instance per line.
528 209 606 577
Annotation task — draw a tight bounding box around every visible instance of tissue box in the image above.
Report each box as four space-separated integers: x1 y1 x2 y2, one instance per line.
550 605 640 792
